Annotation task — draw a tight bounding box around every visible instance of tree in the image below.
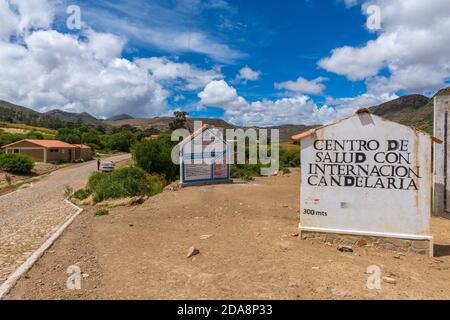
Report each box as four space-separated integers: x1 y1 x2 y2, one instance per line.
132 134 178 181
107 131 135 152
56 128 82 144
169 111 188 131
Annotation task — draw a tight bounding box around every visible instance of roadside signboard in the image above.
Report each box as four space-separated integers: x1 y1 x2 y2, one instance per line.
293 110 440 251
179 126 230 185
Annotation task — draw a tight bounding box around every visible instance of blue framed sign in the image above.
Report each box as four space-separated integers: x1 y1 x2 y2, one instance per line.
179 126 231 185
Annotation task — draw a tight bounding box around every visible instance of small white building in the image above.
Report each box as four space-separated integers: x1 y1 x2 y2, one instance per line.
434 87 450 215
178 125 231 185
292 109 442 256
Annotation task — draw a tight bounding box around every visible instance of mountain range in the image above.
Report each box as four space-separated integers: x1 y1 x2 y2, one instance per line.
1 86 448 140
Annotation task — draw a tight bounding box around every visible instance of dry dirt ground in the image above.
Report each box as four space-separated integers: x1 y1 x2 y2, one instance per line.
0 154 131 284
5 169 450 300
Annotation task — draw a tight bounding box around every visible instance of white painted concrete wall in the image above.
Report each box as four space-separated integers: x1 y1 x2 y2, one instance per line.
434 96 450 214
300 113 433 239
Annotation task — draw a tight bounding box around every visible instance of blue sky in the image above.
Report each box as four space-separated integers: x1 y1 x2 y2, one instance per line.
61 0 373 118
1 0 450 126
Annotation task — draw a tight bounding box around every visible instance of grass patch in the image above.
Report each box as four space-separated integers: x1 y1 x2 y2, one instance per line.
88 166 167 204
0 122 57 135
279 147 300 169
72 188 91 201
231 163 261 180
95 209 109 216
64 185 74 198
230 143 300 180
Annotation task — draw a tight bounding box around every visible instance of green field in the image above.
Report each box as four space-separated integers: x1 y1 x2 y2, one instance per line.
0 122 57 135
0 122 57 147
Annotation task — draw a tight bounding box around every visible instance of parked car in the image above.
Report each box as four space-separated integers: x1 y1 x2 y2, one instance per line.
100 161 115 172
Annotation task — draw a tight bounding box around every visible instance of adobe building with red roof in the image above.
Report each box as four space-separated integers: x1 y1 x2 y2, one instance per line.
1 139 93 163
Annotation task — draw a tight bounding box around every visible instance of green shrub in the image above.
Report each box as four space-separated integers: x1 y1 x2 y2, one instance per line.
0 153 35 174
88 166 157 204
148 174 167 196
132 134 178 182
107 131 136 152
25 130 44 139
279 148 300 168
230 163 262 180
229 144 298 179
73 188 91 200
95 209 109 216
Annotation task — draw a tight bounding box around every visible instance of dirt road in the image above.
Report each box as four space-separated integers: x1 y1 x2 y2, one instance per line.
0 154 131 284
5 169 450 299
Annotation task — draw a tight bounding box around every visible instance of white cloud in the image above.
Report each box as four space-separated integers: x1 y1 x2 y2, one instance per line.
136 57 223 90
0 0 54 40
203 0 234 11
275 76 327 95
227 96 330 127
79 0 244 63
198 80 363 126
319 0 450 95
325 93 396 112
198 80 248 110
85 30 126 62
366 66 448 96
174 94 186 102
0 0 172 118
235 66 261 83
0 0 239 119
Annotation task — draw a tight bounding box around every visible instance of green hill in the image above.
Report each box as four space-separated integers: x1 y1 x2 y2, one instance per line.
370 94 433 134
106 114 134 121
3 85 450 137
45 109 102 126
0 100 105 129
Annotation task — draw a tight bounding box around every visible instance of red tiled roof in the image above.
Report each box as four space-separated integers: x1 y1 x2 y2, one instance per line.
2 139 76 149
26 139 76 148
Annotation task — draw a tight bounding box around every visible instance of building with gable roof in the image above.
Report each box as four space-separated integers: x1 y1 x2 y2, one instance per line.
2 139 93 163
178 125 230 185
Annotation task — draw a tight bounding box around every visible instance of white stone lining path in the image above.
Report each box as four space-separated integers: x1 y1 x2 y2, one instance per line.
0 198 83 298
0 154 131 293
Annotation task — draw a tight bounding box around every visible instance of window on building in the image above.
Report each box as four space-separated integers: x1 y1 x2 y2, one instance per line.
49 149 60 153
13 149 19 154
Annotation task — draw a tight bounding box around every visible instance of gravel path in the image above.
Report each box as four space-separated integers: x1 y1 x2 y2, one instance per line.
6 169 450 300
0 154 131 283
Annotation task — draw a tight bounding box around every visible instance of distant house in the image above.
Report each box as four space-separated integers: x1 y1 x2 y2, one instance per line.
72 144 94 162
1 139 93 163
178 125 230 185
